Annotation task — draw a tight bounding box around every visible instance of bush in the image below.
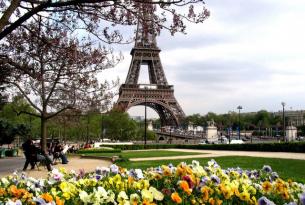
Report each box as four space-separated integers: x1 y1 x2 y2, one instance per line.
5 149 18 157
77 148 121 154
105 142 305 153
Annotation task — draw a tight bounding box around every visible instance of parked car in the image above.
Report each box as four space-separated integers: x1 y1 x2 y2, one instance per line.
230 140 244 144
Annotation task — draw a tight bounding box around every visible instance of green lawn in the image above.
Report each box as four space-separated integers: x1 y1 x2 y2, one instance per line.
84 150 202 159
116 156 305 183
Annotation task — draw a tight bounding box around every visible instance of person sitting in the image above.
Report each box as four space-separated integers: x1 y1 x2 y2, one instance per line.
35 147 53 171
53 143 68 164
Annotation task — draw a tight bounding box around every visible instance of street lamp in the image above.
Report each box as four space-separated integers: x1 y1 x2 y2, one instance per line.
237 105 243 140
281 102 286 141
139 84 157 146
144 87 147 146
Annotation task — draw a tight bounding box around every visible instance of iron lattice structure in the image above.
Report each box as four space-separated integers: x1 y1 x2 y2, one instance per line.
116 3 185 126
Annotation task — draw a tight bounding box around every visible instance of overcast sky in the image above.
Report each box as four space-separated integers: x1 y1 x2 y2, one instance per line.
101 0 305 117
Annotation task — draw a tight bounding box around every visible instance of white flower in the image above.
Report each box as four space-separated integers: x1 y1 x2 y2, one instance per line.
192 160 200 167
5 199 22 205
1 177 9 186
34 197 55 205
79 190 92 204
149 186 164 201
117 191 129 203
106 190 116 203
135 169 144 179
95 186 108 200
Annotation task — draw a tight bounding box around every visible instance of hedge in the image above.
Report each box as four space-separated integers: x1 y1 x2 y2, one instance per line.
77 148 121 154
104 142 305 153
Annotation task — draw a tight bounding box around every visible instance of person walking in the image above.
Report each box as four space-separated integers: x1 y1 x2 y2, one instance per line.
22 139 36 171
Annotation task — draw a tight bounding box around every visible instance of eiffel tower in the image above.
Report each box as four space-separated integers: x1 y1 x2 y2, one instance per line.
116 3 185 127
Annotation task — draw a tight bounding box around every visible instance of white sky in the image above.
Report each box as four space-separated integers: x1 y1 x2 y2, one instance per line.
100 0 305 118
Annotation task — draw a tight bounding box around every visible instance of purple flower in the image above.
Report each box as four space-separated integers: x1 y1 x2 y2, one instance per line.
95 167 102 175
257 196 275 205
78 168 85 178
284 202 297 205
110 164 119 174
211 175 220 185
262 165 272 173
271 172 279 180
300 192 305 205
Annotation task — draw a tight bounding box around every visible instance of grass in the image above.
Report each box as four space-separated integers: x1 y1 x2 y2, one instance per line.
116 156 305 183
84 150 203 159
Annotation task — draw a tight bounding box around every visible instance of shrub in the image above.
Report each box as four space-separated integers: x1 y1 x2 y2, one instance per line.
105 142 305 153
77 148 121 154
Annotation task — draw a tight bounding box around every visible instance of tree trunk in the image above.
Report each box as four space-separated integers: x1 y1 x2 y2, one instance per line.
41 117 47 152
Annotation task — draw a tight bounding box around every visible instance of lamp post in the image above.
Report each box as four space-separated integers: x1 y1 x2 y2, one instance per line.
144 87 147 146
237 105 242 140
281 102 286 141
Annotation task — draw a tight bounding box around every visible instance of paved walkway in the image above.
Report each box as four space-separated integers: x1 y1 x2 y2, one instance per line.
129 149 305 161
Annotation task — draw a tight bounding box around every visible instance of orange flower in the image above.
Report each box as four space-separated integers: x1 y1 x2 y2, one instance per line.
142 199 156 205
209 198 215 205
180 180 192 195
171 192 182 204
262 181 272 193
201 186 209 202
56 196 65 205
9 185 25 198
41 193 53 203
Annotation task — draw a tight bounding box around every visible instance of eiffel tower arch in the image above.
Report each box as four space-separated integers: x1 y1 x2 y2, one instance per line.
116 3 185 127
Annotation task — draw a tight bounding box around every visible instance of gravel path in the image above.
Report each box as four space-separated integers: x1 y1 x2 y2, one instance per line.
129 149 305 161
0 156 112 178
1 149 304 178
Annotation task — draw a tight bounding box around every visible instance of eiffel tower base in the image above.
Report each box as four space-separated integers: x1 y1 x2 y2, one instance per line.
117 84 185 127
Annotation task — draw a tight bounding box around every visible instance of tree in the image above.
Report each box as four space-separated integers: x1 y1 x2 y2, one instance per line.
0 0 209 40
1 19 116 151
103 110 138 141
0 118 30 145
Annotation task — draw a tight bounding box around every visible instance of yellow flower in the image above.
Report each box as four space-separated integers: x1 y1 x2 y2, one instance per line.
62 192 71 200
40 193 53 203
250 196 257 205
239 191 250 201
162 166 172 176
0 188 6 196
281 190 290 200
220 186 233 200
262 181 272 193
171 192 182 204
141 189 153 202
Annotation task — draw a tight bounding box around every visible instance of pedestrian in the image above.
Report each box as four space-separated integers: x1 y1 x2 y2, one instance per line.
22 139 36 171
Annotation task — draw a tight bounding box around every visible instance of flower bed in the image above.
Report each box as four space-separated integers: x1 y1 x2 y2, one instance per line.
0 160 304 205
